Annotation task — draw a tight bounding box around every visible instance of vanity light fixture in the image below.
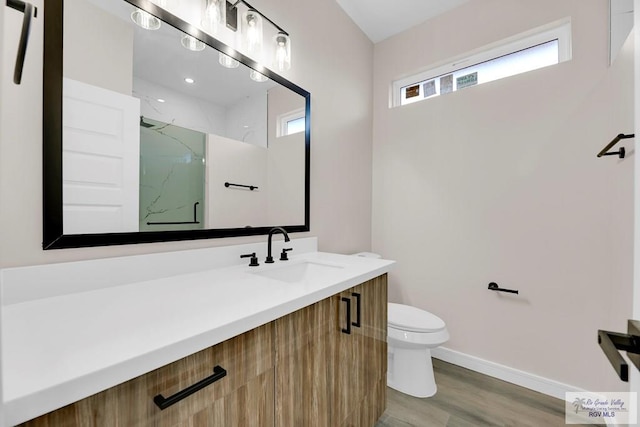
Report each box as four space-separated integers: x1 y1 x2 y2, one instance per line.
202 0 225 34
218 52 240 68
273 32 291 71
131 8 161 30
241 9 263 56
220 0 292 73
181 34 206 51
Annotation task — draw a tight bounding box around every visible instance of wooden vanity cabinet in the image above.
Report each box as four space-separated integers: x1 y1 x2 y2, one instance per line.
274 274 388 427
20 323 275 427
19 275 387 427
274 297 334 427
333 275 388 427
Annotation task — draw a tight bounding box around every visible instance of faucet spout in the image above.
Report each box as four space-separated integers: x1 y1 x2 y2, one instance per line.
266 226 290 263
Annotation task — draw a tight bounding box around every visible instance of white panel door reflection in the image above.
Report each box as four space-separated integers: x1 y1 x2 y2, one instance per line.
62 77 140 234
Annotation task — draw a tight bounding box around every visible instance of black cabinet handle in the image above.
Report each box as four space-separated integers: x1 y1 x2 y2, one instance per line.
6 0 37 85
153 365 227 410
341 297 351 335
351 292 361 328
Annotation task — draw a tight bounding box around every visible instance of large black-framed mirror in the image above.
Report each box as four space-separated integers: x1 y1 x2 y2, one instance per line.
43 0 310 249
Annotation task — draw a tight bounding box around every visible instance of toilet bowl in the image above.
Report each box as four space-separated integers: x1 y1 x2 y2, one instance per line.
387 303 449 398
352 252 449 398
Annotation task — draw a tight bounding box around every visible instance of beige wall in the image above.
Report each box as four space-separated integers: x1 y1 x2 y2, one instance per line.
63 0 133 95
372 0 634 391
0 0 373 266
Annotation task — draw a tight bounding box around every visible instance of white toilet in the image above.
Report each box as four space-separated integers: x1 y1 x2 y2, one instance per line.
387 302 449 397
353 252 449 398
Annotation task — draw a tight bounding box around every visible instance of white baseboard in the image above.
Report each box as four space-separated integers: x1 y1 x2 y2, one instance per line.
431 347 585 400
431 347 620 426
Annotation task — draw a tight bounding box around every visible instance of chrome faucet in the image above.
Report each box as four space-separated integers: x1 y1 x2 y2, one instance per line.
265 226 290 263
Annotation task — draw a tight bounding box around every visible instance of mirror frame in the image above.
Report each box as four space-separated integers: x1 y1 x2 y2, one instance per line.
43 0 311 249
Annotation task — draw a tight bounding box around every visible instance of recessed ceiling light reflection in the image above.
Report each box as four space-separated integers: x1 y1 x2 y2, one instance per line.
157 98 166 103
218 52 239 68
181 34 206 52
131 8 161 30
184 77 195 84
249 69 268 83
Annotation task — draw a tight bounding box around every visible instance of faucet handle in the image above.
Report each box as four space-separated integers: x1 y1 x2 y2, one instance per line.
280 248 293 261
240 252 259 267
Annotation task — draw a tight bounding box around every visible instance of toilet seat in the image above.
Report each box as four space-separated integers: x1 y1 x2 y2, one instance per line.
388 303 445 333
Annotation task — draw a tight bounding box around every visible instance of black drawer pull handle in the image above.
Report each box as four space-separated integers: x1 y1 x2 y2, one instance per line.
341 297 351 335
351 292 361 328
153 365 227 410
6 0 37 85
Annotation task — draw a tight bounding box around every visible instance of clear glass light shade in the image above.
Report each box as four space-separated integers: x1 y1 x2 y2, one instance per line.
131 9 161 30
181 34 206 51
249 69 268 82
242 10 263 56
273 32 291 71
202 0 225 34
219 52 240 68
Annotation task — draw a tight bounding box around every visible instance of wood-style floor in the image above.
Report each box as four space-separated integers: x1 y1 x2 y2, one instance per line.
375 359 604 427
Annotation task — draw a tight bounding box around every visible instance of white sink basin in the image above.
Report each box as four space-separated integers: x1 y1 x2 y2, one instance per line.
252 261 344 283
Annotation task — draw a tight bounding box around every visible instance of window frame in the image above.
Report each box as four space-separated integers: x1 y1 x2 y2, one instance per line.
391 18 572 107
276 107 306 137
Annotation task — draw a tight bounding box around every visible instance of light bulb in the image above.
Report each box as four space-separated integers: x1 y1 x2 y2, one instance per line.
242 10 263 56
219 52 240 68
131 8 161 30
273 32 291 71
202 0 225 34
181 34 206 51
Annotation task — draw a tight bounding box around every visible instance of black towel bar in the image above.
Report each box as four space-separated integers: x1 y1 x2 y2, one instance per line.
147 202 200 226
487 282 519 294
225 182 258 191
6 0 37 85
598 320 640 382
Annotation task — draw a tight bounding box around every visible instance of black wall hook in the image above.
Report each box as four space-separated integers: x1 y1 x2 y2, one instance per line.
597 133 634 159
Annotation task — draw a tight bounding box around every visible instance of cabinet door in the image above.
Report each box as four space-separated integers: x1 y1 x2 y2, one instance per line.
333 274 387 427
274 297 333 427
20 323 275 427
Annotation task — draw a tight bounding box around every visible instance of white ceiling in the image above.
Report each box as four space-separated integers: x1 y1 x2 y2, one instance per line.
90 0 276 107
335 0 471 43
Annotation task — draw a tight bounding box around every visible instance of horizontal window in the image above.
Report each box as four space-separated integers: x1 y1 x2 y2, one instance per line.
392 18 572 107
277 108 305 137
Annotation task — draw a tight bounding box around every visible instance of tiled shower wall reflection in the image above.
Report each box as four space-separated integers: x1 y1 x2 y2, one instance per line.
139 118 205 231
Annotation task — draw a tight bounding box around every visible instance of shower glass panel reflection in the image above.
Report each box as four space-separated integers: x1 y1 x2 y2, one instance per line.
139 117 205 231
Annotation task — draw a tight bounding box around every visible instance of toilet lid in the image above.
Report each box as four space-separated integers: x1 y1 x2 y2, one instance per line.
388 303 446 333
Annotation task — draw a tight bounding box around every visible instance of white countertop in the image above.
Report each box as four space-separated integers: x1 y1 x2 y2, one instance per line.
2 250 394 425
